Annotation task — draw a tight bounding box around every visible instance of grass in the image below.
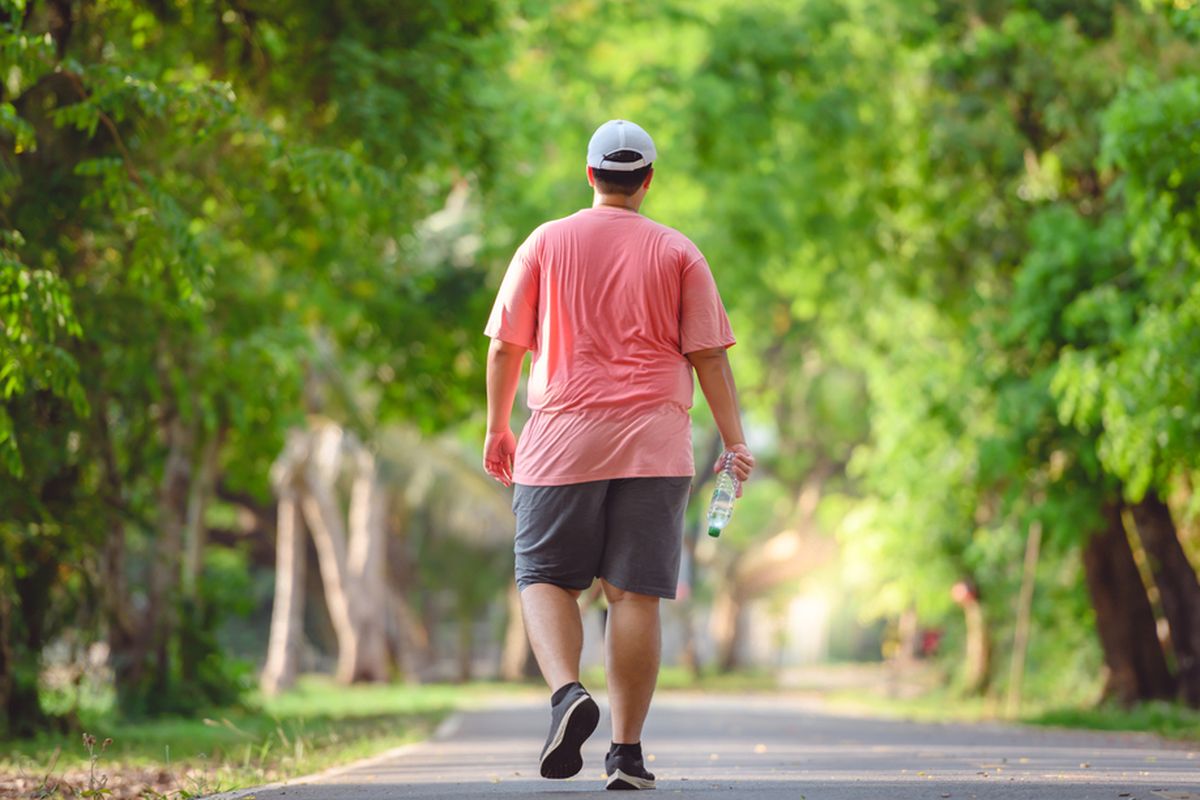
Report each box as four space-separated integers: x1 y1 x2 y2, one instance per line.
7 665 784 797
580 664 780 694
0 677 534 798
823 686 1200 744
1028 702 1200 743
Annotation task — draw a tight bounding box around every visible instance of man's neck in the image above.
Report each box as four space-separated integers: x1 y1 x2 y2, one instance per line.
592 193 641 213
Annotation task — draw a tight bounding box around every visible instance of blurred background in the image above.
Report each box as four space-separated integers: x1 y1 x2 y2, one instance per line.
3 0 1200 794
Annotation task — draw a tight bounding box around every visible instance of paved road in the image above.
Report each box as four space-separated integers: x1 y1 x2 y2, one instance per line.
216 694 1199 799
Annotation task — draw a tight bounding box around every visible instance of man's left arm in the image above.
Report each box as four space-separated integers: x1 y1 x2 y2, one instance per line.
483 338 528 486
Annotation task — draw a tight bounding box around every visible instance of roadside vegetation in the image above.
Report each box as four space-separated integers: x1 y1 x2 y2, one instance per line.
0 679 521 798
825 686 1200 745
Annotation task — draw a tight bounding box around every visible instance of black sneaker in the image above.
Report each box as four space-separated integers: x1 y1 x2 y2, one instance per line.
605 743 656 790
539 682 600 779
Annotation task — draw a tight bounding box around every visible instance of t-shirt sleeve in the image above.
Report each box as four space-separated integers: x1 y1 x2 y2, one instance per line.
680 254 736 354
484 233 540 349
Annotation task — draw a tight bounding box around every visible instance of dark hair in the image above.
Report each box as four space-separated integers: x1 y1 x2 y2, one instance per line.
591 149 652 196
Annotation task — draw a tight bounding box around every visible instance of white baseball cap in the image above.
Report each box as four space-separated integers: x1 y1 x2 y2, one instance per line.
587 119 657 171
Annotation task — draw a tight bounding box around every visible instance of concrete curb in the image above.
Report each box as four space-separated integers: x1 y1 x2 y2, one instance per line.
203 713 464 799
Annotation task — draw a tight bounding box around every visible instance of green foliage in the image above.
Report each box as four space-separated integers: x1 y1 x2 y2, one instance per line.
1 0 516 731
1053 72 1200 500
0 231 86 476
4 0 1200 732
2 678 498 794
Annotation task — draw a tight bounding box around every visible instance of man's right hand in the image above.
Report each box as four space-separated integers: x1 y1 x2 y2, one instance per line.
714 442 755 497
483 428 517 487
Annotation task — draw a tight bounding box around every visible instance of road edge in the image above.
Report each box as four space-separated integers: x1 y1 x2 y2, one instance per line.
202 713 464 799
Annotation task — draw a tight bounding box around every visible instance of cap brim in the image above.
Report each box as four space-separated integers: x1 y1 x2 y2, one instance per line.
588 155 652 171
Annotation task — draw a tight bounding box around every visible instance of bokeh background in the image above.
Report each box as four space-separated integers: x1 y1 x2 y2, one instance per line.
3 0 1200 794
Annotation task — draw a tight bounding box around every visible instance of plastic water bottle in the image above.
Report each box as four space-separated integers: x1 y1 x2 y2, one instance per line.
706 452 739 538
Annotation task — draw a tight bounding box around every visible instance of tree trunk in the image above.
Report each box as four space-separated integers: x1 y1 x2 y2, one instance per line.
1081 502 1175 705
144 416 192 707
680 433 724 677
457 616 474 683
896 607 919 663
3 542 57 736
300 465 365 684
1006 520 1042 713
265 424 397 687
97 400 141 704
1130 491 1200 707
951 582 991 697
712 584 744 673
675 547 701 678
0 561 45 738
182 432 222 600
299 425 389 684
346 447 390 681
962 599 990 696
390 587 432 681
261 487 306 696
0 576 11 737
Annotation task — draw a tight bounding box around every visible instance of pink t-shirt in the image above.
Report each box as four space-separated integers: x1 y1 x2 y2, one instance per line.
484 206 735 486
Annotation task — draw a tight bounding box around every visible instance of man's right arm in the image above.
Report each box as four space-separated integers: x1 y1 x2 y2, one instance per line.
686 347 755 487
483 338 528 486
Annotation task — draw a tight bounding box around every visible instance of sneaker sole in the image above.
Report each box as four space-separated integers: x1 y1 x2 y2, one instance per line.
606 768 656 790
540 695 600 779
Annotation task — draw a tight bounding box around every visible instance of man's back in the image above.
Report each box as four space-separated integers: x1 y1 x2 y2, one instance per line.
486 206 733 485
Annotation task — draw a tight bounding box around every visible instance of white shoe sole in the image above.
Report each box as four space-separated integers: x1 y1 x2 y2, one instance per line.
606 767 656 790
540 694 599 779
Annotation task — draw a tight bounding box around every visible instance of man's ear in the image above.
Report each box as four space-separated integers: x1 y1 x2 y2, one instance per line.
642 167 654 190
586 166 596 187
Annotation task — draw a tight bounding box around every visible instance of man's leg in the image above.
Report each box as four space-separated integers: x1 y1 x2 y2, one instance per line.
601 578 661 744
520 580 599 780
511 482 604 780
521 582 584 691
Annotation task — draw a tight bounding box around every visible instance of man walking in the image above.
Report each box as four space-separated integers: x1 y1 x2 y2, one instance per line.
483 119 754 790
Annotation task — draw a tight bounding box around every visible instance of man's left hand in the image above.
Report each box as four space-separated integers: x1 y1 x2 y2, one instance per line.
713 442 755 498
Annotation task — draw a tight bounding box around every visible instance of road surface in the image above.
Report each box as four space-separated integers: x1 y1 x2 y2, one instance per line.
213 693 1199 799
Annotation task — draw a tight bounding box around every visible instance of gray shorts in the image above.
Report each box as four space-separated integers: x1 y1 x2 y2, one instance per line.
512 477 692 600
